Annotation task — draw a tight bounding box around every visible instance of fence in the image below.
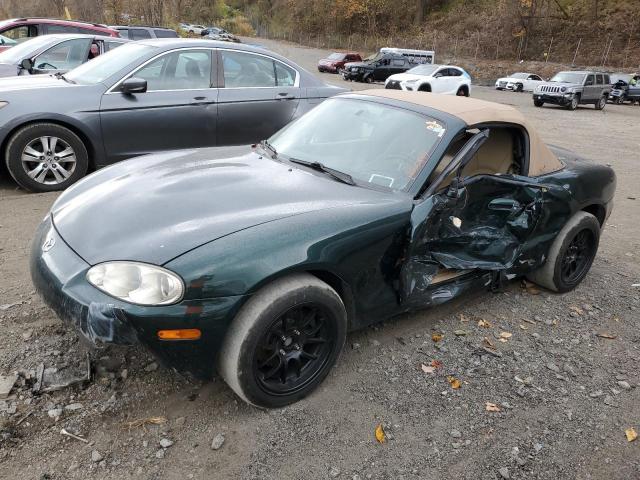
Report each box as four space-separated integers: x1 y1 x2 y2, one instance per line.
255 24 640 72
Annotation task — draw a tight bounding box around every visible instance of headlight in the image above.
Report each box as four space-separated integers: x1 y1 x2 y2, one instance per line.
86 262 184 306
404 79 418 84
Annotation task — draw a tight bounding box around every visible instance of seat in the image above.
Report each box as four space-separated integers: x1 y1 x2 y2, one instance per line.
461 128 515 177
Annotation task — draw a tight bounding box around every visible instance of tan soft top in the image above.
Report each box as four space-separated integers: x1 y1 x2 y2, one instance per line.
355 89 563 176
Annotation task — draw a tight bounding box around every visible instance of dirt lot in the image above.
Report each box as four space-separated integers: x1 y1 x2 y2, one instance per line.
0 38 639 480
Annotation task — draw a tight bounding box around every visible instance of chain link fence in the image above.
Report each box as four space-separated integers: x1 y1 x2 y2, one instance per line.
255 24 640 72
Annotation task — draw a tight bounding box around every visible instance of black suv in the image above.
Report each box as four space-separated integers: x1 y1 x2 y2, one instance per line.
110 26 179 40
342 53 413 83
533 71 610 110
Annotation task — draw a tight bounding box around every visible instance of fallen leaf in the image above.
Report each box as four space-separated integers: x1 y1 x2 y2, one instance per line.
519 324 528 330
447 376 461 389
522 318 536 325
570 305 584 315
482 337 496 350
375 424 386 443
454 329 468 336
485 402 501 412
596 332 617 339
421 364 435 374
499 331 512 339
477 319 491 328
430 360 443 369
625 427 637 442
431 333 443 342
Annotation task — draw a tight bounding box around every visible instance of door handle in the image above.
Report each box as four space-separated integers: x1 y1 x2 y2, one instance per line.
276 92 295 101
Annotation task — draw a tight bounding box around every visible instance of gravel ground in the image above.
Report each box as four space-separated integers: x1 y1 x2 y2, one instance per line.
0 37 639 480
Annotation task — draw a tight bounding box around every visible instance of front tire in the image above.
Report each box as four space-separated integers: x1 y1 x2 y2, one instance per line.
595 95 606 110
568 95 580 110
534 99 544 107
5 123 89 193
515 83 524 92
218 273 347 408
527 212 600 293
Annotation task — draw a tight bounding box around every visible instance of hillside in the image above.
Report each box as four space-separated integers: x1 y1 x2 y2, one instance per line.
231 0 640 70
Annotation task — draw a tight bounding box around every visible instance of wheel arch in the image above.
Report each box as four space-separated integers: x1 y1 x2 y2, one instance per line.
1 117 101 171
417 83 432 92
241 266 357 331
581 203 606 226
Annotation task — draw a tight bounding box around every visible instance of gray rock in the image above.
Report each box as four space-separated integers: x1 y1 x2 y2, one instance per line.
47 408 63 419
498 467 510 479
589 390 604 398
0 374 17 400
546 363 560 373
65 403 83 411
329 466 341 477
155 449 165 459
211 433 225 450
159 438 173 448
450 430 462 438
617 381 631 390
144 362 158 372
91 450 103 463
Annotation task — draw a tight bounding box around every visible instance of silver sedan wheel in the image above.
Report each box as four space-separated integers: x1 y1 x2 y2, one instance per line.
21 136 76 185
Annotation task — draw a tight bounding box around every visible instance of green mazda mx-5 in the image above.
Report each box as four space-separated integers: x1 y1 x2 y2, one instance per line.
31 90 616 408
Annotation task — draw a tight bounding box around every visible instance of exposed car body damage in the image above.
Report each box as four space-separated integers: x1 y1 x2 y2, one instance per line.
31 91 616 384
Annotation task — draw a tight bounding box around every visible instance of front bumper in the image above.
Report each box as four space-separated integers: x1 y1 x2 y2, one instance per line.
30 217 247 379
533 93 574 105
342 69 366 81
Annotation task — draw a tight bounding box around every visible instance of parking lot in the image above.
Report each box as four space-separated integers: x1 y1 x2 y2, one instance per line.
0 37 639 480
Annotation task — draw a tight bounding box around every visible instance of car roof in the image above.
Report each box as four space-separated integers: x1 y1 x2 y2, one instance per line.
353 90 563 176
111 25 175 30
135 38 262 52
1 18 114 30
31 33 127 41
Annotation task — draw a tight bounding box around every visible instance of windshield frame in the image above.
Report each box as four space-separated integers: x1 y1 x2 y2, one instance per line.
0 36 58 64
65 42 156 86
407 64 440 76
550 71 586 84
267 97 449 193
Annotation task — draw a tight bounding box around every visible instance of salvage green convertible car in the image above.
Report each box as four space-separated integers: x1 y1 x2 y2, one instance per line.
31 90 616 408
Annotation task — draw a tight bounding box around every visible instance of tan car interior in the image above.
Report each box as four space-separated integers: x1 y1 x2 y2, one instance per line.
429 127 523 187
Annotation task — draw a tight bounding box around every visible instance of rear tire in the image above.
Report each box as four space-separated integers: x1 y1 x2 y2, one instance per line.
527 212 600 293
5 123 89 193
456 86 469 97
217 273 347 408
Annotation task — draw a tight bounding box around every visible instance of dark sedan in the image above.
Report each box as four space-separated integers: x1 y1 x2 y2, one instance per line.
0 39 345 192
0 34 128 78
31 91 615 408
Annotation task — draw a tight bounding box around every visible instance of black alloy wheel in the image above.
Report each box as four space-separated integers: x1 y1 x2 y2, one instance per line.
254 303 335 395
559 229 596 286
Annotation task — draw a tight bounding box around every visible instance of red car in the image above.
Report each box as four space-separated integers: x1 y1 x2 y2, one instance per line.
0 18 119 52
317 52 362 73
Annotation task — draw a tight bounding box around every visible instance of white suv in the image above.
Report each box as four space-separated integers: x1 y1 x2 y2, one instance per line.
495 72 544 92
384 64 471 96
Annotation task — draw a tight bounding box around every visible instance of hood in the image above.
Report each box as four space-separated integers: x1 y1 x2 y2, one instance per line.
0 73 79 92
0 63 20 78
539 81 582 89
346 61 371 69
387 73 424 82
52 146 402 266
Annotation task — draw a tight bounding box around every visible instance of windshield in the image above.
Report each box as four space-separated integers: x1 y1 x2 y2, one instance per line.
365 52 383 62
0 36 55 64
66 43 155 85
328 53 345 60
550 72 585 84
407 64 439 76
510 72 528 79
269 98 446 191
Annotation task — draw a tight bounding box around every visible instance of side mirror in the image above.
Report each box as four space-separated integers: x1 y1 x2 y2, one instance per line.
121 77 147 94
20 58 33 71
434 72 442 78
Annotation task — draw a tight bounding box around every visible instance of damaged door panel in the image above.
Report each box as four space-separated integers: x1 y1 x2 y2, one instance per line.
400 128 573 305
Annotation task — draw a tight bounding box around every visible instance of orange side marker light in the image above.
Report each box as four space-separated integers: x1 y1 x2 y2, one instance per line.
157 329 201 341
